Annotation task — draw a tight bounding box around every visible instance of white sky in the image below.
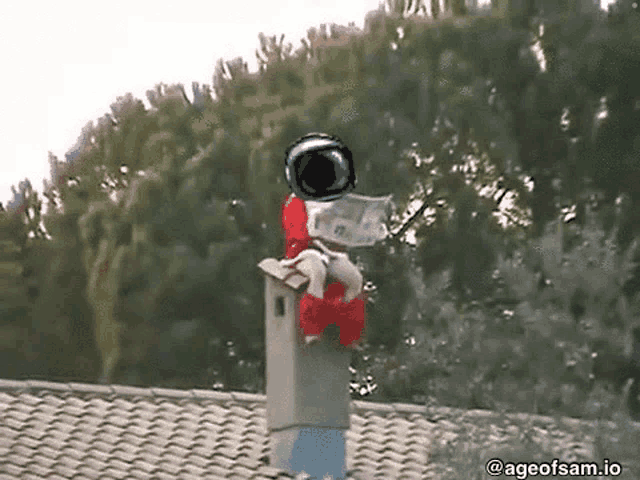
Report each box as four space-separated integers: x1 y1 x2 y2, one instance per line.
0 0 616 208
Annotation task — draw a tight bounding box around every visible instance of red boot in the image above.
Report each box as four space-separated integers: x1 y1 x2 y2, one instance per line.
337 295 366 347
298 293 331 338
323 282 346 331
324 282 346 303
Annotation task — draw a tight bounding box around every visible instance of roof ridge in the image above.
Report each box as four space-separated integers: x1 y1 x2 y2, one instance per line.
0 378 429 414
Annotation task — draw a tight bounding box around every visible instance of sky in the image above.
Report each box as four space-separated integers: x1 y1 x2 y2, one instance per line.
0 0 617 208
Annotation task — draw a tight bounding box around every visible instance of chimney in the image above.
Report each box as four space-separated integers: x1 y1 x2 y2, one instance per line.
258 258 351 480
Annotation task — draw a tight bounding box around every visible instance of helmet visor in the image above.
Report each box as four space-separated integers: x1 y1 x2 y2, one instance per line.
295 148 353 200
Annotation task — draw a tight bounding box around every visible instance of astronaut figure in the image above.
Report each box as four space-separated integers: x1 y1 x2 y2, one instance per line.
280 133 366 347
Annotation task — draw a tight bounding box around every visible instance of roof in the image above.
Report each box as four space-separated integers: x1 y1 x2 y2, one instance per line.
0 378 617 480
0 379 434 480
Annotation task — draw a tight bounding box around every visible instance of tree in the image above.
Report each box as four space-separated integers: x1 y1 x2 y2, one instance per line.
5 3 640 426
0 183 42 379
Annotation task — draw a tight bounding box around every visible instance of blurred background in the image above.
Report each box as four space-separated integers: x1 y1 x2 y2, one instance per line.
1 0 639 430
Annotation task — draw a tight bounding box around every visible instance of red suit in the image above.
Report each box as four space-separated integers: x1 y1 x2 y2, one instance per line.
282 195 312 260
281 195 366 346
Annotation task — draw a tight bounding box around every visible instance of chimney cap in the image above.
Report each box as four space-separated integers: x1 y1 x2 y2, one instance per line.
258 258 309 290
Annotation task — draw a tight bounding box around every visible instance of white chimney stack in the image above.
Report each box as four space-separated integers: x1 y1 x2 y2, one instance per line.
258 258 351 479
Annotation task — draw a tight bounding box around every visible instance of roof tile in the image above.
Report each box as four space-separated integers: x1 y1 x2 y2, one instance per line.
254 465 294 479
397 472 425 480
156 399 184 414
56 411 83 427
127 466 155 479
65 438 91 454
0 379 444 479
232 464 260 478
55 454 84 470
180 461 207 477
214 453 238 470
184 450 211 469
6 406 30 423
139 441 164 458
76 415 103 431
4 415 26 431
71 429 97 446
112 414 135 429
101 466 128 479
175 422 199 437
35 445 59 461
29 453 56 468
379 449 407 466
16 392 42 407
80 455 105 473
152 416 178 432
22 473 48 480
175 472 204 480
28 407 55 426
158 457 182 475
75 463 102 478
94 431 121 446
110 448 137 464
59 446 86 462
125 424 151 441
8 446 32 465
402 449 425 464
164 443 191 458
41 394 67 409
51 462 78 478
147 430 172 445
20 428 44 444
48 425 76 443
111 397 137 411
130 458 157 473
206 463 233 478
350 461 377 477
3 463 25 477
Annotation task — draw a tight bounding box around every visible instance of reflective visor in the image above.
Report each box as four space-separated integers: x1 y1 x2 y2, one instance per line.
285 134 356 202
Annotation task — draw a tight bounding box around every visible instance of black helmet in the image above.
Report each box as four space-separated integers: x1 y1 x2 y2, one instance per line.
284 132 356 202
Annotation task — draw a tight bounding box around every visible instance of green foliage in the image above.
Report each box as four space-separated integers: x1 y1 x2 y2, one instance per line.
363 216 639 421
0 181 83 380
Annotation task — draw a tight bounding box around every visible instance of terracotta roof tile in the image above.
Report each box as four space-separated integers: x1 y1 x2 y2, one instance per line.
0 378 438 479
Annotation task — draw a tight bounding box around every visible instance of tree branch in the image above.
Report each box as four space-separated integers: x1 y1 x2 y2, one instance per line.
390 198 430 243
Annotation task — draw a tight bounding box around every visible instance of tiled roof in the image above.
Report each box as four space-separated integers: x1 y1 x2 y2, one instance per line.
0 379 434 480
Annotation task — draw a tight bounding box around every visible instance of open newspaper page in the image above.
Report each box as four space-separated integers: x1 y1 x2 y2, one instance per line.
305 193 393 248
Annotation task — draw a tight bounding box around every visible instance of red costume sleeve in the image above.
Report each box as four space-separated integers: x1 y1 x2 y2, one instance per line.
282 195 312 259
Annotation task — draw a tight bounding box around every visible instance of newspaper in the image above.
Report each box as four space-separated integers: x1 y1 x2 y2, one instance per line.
305 193 393 248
